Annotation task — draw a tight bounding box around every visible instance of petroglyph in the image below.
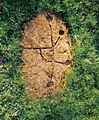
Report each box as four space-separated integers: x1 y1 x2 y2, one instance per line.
21 13 72 99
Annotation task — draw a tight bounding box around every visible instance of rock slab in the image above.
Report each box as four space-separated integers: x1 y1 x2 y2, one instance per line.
21 13 72 99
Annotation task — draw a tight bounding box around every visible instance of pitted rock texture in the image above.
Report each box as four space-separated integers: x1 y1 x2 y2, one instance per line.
21 13 72 99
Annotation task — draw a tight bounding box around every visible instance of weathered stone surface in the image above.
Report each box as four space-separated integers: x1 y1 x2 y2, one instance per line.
21 13 72 99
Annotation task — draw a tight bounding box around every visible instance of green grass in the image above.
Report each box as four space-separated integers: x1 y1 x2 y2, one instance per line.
0 0 99 120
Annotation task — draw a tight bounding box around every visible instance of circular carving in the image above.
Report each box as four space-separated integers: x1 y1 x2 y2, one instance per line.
59 30 64 35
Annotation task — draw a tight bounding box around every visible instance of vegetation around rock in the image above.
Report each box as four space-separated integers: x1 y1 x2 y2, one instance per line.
0 0 99 120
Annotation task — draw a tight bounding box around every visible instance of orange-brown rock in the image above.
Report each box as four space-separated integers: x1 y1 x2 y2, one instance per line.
21 12 72 99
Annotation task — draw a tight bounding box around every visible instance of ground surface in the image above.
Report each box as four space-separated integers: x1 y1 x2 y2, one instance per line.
0 0 99 120
21 13 72 98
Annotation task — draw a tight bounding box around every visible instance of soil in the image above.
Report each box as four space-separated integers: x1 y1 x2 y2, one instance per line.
21 12 72 99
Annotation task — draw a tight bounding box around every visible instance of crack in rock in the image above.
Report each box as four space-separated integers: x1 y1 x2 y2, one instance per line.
21 12 72 99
